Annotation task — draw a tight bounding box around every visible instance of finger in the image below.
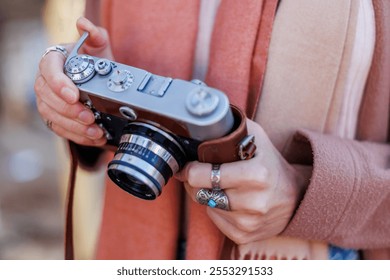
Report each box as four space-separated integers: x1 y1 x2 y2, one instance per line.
177 159 269 190
52 122 107 147
186 183 267 214
76 17 113 58
175 161 212 186
209 208 262 232
35 75 95 125
36 97 104 141
38 53 79 105
77 17 107 48
207 209 268 245
210 204 294 242
183 182 195 198
206 209 251 244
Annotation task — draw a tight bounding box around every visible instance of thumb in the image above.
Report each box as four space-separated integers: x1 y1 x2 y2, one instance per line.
76 16 114 59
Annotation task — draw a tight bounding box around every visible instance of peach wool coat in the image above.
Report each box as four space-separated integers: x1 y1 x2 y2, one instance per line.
71 0 390 260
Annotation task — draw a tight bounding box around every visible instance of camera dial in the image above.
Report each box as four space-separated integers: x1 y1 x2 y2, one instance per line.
95 59 112 75
107 70 134 92
186 88 219 116
64 55 95 84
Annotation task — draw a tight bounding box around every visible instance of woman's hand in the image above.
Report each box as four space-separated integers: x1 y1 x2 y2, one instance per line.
34 17 113 146
175 119 309 245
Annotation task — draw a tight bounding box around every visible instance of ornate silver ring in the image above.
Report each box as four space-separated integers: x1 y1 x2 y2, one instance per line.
195 188 230 211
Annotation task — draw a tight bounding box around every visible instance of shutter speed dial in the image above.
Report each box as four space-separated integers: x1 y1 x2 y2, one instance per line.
107 70 134 92
64 55 95 83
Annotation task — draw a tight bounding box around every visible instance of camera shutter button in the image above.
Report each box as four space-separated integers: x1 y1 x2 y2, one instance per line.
186 88 219 116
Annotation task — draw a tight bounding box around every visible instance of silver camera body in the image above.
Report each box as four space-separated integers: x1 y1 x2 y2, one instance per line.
64 32 235 200
65 32 233 142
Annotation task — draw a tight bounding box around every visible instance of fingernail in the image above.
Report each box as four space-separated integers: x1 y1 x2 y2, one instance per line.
77 17 93 32
86 126 101 138
78 16 90 25
61 87 78 103
78 110 94 124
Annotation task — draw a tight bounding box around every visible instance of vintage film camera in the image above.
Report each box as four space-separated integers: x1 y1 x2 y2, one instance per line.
64 32 254 200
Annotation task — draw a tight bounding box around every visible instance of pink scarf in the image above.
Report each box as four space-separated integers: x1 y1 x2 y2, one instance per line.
96 0 278 259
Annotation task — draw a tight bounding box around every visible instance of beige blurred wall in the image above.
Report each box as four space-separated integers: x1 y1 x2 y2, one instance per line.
43 0 105 260
43 0 85 43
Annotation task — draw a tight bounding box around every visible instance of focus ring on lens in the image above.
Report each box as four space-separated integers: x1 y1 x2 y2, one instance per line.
122 122 187 168
119 134 180 173
115 142 174 182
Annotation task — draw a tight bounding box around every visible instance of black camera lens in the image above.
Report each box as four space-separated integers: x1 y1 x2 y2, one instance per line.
107 122 187 200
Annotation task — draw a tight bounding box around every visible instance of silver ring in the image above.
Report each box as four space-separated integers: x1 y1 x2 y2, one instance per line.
210 164 221 190
196 188 230 211
42 45 68 59
45 119 53 131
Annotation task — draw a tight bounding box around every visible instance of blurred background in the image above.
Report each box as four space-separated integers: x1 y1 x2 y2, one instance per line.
0 0 103 259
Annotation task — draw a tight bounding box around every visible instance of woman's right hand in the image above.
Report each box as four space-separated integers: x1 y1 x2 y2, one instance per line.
34 17 113 146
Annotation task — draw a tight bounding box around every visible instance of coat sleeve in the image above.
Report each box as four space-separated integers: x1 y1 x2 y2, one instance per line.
282 129 390 249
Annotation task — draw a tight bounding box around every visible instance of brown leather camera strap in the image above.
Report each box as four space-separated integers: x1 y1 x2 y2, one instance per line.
198 105 256 163
65 141 79 260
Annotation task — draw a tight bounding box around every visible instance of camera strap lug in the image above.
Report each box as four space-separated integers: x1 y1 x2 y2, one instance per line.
238 134 256 160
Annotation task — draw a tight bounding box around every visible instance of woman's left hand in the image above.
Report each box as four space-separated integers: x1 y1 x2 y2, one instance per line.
175 119 309 245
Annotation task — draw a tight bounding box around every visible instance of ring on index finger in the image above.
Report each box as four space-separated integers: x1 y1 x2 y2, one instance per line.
42 45 68 60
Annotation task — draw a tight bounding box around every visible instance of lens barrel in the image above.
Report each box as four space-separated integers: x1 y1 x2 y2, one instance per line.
107 122 187 200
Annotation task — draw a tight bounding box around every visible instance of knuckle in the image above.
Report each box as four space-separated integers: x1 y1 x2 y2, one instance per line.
245 165 269 185
99 27 109 40
36 100 49 117
235 217 260 234
38 58 46 72
57 102 70 116
254 205 269 215
248 199 269 215
68 121 83 136
59 103 79 119
34 76 45 95
44 72 67 94
49 72 65 87
34 86 43 99
230 232 250 245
